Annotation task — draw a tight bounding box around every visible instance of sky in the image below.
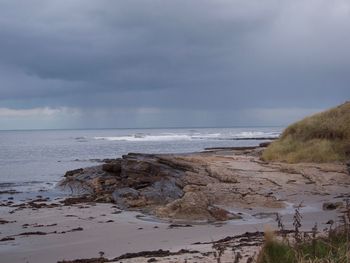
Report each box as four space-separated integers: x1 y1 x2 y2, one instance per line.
0 0 349 129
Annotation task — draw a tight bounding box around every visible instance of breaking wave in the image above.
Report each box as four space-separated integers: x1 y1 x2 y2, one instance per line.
93 131 280 142
94 134 192 142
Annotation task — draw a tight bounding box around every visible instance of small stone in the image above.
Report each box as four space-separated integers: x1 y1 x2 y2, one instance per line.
208 206 242 221
322 202 343 210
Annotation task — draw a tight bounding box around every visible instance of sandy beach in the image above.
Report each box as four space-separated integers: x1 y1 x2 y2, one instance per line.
0 200 342 263
1 147 349 263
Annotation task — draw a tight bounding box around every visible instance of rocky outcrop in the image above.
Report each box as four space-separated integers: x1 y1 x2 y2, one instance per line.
60 147 350 222
61 153 186 212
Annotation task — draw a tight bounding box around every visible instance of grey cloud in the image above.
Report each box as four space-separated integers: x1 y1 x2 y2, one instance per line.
0 0 349 128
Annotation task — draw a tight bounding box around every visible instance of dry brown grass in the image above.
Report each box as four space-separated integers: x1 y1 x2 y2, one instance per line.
257 201 350 263
262 102 350 163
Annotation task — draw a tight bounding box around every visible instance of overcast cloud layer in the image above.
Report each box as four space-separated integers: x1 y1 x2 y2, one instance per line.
0 0 349 129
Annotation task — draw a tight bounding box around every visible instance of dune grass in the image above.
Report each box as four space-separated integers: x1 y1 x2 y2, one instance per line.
257 232 296 263
258 230 349 263
258 202 350 263
262 102 350 163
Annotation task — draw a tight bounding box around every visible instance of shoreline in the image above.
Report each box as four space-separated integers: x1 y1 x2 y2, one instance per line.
0 199 341 263
1 146 349 262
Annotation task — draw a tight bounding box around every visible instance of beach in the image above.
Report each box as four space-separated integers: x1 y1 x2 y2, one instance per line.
1 145 349 263
1 1 348 261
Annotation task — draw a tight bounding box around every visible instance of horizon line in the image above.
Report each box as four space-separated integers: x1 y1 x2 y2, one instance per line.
0 125 285 132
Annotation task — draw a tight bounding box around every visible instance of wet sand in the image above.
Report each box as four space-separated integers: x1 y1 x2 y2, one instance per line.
0 198 341 263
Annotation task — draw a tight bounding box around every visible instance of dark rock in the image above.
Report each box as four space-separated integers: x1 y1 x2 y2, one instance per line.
168 224 192 229
102 159 122 174
60 196 93 206
113 249 200 260
57 258 107 263
67 227 84 232
64 168 84 177
259 142 272 147
102 158 114 163
205 146 258 151
0 219 10 224
0 237 15 242
234 137 278 140
325 220 334 225
18 231 47 236
0 190 21 195
322 202 343 210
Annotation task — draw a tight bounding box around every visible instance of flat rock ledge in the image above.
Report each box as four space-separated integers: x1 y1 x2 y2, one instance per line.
60 146 350 222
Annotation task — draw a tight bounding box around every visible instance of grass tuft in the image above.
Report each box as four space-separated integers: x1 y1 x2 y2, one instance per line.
258 239 296 263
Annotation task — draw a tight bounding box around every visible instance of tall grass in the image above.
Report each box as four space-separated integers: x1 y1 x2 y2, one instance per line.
257 229 296 263
262 102 350 163
257 201 350 263
258 226 349 263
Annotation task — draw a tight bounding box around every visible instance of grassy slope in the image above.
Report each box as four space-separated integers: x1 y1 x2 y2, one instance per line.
262 102 350 163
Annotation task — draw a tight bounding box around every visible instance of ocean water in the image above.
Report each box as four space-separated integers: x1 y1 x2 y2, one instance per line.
0 127 282 195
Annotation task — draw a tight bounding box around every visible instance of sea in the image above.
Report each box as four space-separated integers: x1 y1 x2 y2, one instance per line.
0 127 282 198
